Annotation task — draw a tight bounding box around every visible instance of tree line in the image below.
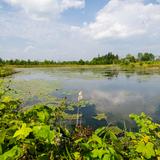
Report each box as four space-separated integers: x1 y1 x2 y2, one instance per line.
0 52 159 66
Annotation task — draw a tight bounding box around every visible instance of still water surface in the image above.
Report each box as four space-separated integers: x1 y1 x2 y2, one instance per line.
7 67 160 128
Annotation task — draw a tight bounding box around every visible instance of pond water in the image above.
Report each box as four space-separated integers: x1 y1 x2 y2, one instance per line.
5 67 160 129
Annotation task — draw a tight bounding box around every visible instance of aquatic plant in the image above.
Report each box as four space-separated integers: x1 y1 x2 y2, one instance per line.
0 82 160 159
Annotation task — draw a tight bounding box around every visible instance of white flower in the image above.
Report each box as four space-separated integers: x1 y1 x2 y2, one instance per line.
78 91 83 102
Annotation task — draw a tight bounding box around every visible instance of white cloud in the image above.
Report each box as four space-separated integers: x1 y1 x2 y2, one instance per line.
0 10 100 60
1 0 160 60
82 0 160 39
61 0 85 10
4 0 85 20
24 45 35 53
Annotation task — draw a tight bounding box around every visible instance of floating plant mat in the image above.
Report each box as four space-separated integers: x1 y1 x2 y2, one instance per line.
6 79 62 106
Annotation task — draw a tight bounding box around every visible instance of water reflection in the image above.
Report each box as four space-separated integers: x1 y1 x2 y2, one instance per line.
66 104 107 129
12 67 160 81
5 67 160 128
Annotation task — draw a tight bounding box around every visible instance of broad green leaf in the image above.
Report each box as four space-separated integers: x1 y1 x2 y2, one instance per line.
0 104 5 110
2 96 12 103
13 123 32 140
37 111 46 122
136 142 155 159
33 125 56 143
33 125 50 140
73 152 80 160
145 142 155 159
102 154 111 160
0 146 22 160
136 141 145 153
127 132 136 139
37 110 49 122
88 134 102 146
91 149 108 159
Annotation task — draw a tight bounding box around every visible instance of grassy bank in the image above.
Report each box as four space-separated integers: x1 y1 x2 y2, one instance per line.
0 66 15 77
7 62 160 72
9 64 116 68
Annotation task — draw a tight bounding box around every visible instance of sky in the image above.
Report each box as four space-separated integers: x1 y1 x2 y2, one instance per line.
0 0 160 60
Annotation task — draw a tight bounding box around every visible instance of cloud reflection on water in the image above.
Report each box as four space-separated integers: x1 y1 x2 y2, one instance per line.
91 90 156 119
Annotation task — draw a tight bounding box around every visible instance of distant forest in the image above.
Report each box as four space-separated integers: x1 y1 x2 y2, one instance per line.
0 52 159 65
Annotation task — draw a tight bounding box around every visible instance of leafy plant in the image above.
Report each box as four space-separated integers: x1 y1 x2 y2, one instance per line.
0 81 160 160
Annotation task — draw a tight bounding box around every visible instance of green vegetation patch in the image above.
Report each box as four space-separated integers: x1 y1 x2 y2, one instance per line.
0 67 15 77
0 81 160 160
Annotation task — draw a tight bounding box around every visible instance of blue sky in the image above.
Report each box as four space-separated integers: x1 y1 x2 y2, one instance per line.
0 0 160 60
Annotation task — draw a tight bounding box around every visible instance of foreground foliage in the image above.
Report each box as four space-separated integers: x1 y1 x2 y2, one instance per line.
0 67 15 77
0 83 160 160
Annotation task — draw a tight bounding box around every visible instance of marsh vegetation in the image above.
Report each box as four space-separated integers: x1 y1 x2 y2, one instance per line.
0 53 160 159
0 80 160 160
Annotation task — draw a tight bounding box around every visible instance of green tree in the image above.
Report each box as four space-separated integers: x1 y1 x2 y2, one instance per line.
138 53 155 61
125 54 136 62
78 59 85 65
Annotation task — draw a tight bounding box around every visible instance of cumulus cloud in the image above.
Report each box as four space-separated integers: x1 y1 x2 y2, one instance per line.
4 0 85 20
82 0 160 39
1 0 160 60
0 10 100 60
61 0 85 10
24 45 35 53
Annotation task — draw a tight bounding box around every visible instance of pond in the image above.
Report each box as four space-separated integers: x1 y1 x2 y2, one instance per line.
5 67 160 129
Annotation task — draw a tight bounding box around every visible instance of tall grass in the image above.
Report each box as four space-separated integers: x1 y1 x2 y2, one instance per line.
0 67 15 77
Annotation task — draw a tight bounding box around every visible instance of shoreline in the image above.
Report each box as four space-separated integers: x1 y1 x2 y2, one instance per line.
6 63 160 70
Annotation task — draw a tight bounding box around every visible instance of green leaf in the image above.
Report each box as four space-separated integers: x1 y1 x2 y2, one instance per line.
13 123 32 140
33 125 56 143
107 126 123 135
73 152 80 160
95 127 106 136
88 134 102 146
2 96 12 103
93 113 107 121
109 131 118 141
0 144 2 155
37 111 46 122
0 104 5 110
0 146 22 160
136 141 146 153
75 138 83 144
37 154 48 160
102 154 111 160
127 132 136 139
0 129 6 144
91 149 108 159
145 142 155 159
156 148 160 156
37 110 49 122
136 142 155 159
